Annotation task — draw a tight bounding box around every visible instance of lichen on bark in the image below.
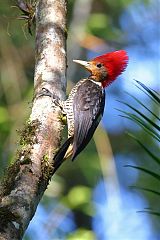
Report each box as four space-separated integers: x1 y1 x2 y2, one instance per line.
0 0 67 239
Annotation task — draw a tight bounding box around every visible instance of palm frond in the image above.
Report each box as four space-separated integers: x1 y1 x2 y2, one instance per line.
118 100 160 131
135 80 160 105
117 109 160 141
124 91 160 120
130 186 160 196
137 210 160 217
126 133 160 165
119 80 160 217
125 165 160 181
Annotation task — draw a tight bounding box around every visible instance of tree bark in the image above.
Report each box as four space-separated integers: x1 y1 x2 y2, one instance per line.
0 0 67 239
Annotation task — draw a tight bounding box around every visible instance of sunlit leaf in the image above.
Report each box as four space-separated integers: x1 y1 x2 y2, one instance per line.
66 186 91 209
67 228 96 240
0 107 9 123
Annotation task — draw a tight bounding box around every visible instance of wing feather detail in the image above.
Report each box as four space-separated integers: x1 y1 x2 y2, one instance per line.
72 80 105 161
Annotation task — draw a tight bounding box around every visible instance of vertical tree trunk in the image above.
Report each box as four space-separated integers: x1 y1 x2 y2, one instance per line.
0 0 67 239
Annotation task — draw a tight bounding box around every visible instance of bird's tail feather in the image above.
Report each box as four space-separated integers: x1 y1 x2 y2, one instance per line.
53 137 73 172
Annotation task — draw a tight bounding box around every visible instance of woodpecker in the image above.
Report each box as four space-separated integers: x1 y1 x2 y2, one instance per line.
52 50 128 171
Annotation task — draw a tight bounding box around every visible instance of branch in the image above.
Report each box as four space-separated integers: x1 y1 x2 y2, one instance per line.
0 0 67 239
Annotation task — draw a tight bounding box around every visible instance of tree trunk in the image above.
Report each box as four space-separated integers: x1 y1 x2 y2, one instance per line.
0 0 67 239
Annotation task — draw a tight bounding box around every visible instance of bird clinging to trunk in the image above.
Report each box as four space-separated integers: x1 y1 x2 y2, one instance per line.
51 50 128 171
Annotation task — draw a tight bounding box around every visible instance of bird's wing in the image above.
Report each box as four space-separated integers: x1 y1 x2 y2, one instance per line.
72 80 105 161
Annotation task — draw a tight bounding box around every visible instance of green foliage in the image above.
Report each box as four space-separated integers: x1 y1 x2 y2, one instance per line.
67 228 96 240
119 81 160 216
62 185 94 216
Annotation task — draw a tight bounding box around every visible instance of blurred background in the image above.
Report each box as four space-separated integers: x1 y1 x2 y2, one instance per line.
0 0 159 239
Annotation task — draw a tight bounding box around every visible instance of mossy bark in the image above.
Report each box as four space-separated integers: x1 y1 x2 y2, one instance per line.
0 0 67 239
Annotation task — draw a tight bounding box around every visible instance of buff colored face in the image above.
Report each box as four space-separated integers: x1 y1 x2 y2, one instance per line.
87 61 108 82
73 59 108 82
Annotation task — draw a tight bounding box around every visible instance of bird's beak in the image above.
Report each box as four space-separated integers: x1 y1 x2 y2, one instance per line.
73 59 92 72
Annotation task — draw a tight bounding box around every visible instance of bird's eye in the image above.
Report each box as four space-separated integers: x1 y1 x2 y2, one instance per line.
96 63 102 68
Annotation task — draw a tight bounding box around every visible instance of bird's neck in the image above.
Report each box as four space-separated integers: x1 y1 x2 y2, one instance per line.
88 78 102 87
90 79 102 87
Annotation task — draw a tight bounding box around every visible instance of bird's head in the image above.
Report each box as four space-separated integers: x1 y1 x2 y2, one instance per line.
73 50 128 88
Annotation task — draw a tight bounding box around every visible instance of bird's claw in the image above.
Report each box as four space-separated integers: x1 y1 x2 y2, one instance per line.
36 88 61 107
37 88 55 98
58 113 67 125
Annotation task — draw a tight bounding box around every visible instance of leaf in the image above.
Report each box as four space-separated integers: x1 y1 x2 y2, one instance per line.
130 186 160 196
119 81 160 217
135 80 160 104
137 210 160 217
118 100 160 131
125 165 160 181
127 133 160 165
124 91 160 121
117 109 160 141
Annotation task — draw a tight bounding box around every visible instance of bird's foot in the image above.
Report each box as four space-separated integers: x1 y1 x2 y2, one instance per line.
36 88 67 124
36 88 61 107
58 113 67 125
36 88 57 99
